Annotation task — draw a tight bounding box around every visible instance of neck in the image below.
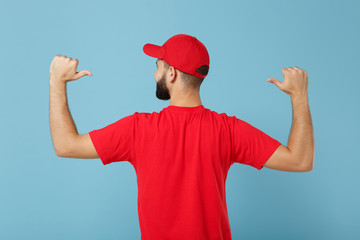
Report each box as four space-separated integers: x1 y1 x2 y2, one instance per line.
169 88 202 107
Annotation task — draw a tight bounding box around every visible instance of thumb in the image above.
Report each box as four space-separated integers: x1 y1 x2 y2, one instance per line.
266 78 282 88
74 70 93 80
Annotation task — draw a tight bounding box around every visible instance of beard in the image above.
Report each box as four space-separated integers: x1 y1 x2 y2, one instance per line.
156 74 170 100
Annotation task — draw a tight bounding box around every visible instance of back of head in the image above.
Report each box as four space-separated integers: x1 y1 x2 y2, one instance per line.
161 59 208 89
143 34 210 89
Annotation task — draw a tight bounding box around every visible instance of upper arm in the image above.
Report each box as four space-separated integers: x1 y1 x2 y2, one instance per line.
56 133 99 159
263 144 310 172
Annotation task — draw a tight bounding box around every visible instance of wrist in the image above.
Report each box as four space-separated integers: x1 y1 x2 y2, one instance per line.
50 77 66 87
290 92 308 102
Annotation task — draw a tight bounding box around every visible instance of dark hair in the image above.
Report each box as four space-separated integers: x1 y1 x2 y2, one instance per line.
161 59 208 89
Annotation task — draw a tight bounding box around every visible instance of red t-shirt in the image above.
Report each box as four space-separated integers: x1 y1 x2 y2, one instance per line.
89 105 281 240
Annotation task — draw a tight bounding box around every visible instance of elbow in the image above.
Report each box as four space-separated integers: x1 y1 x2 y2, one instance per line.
54 149 65 158
304 151 315 172
53 137 77 158
299 157 315 172
54 145 69 158
302 164 313 172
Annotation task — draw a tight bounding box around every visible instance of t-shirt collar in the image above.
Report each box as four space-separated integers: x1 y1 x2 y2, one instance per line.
164 105 205 112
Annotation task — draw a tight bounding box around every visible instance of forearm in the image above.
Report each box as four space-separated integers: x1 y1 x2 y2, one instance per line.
49 79 78 155
287 93 315 170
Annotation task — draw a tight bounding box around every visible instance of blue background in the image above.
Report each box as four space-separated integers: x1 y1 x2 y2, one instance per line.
1 0 359 239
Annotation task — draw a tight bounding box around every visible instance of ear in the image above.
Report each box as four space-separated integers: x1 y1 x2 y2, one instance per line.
168 66 177 83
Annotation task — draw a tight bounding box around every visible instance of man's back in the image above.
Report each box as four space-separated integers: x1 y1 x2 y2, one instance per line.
89 105 280 240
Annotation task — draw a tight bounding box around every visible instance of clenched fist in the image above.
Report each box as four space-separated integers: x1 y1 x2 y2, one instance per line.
267 67 308 97
49 54 92 83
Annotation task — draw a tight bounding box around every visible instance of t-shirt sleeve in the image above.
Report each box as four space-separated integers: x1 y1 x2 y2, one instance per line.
88 114 135 165
228 116 281 170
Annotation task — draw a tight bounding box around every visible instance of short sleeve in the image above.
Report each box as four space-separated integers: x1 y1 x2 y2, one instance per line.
89 114 135 165
228 116 281 170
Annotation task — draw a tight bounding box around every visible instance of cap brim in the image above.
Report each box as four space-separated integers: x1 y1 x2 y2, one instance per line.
143 43 163 58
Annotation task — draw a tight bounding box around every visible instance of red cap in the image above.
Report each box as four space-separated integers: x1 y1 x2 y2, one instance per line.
143 34 210 78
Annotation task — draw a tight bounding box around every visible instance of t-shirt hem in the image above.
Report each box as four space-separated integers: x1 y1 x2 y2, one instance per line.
253 140 282 170
89 130 109 165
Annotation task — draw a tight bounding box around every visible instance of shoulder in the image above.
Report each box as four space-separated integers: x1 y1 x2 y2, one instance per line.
133 110 160 119
128 111 162 126
205 108 243 123
206 109 260 134
199 109 246 132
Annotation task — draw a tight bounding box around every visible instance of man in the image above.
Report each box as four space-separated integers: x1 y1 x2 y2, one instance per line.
49 34 314 240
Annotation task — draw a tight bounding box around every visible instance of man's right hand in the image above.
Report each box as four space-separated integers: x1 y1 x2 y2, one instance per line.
50 54 92 84
267 67 308 97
